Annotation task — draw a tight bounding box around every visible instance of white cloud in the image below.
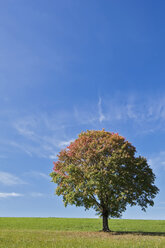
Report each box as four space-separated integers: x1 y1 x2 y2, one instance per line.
98 95 165 133
58 139 74 148
126 104 137 120
8 141 33 156
0 172 26 186
26 171 50 180
38 172 50 180
11 114 73 158
148 151 165 172
74 106 97 125
49 154 57 160
13 116 37 140
6 94 165 159
0 192 46 198
98 97 105 123
0 192 23 198
29 192 44 197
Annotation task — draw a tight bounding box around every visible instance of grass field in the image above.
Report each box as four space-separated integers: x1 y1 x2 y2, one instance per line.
0 218 165 248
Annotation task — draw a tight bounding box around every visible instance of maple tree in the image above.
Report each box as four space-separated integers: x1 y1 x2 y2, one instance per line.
50 129 159 232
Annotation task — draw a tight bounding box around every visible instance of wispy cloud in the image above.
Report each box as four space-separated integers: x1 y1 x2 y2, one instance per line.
49 154 58 160
58 139 74 148
3 94 165 159
148 151 165 172
104 95 165 130
11 114 73 158
0 172 26 186
37 172 50 180
0 192 47 199
29 192 44 197
25 171 50 180
0 192 45 198
98 97 105 123
7 141 33 156
0 192 23 198
74 106 97 125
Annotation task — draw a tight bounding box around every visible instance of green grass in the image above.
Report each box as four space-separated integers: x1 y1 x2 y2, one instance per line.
0 218 165 248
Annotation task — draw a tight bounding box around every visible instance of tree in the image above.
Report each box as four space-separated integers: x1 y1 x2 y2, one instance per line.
50 129 159 232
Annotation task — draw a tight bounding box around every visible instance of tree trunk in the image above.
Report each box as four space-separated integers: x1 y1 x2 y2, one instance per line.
102 213 110 232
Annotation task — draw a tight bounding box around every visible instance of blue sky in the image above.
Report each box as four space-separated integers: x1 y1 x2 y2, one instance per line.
0 0 165 219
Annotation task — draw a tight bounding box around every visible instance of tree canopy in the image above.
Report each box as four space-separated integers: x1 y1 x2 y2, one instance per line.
50 129 159 231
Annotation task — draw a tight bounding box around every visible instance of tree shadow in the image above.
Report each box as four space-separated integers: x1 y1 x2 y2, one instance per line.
110 231 165 236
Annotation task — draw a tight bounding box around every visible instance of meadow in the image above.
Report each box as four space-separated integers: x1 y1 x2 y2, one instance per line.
0 218 165 248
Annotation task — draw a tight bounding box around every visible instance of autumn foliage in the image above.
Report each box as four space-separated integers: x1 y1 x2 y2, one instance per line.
50 129 159 231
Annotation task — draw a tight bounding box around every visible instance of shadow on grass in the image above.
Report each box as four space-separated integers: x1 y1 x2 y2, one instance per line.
109 231 165 236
